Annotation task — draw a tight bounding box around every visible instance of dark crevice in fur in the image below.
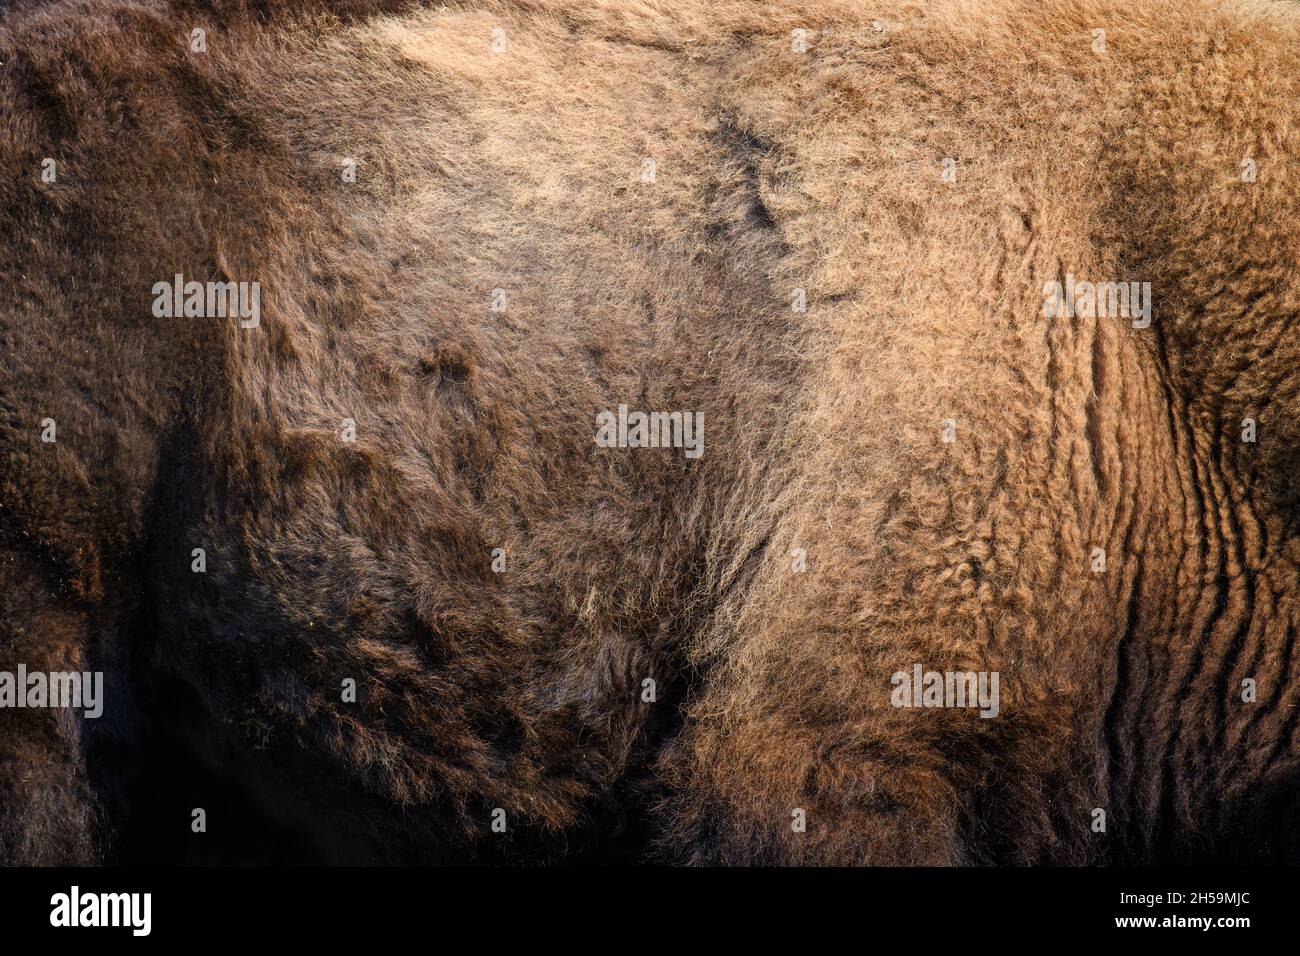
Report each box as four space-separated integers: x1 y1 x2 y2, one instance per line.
1101 553 1141 861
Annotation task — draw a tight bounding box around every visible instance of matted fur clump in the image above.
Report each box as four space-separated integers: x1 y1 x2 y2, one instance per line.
2 0 1299 864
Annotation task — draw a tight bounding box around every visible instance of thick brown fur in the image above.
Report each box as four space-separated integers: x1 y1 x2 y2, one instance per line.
2 0 1300 864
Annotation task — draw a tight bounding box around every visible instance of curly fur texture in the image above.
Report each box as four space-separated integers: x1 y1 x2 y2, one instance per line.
2 0 1300 864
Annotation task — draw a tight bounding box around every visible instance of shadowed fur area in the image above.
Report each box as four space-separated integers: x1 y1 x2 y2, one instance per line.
2 0 1300 865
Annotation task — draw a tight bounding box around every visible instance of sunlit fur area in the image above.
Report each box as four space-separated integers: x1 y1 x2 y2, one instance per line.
2 0 1300 865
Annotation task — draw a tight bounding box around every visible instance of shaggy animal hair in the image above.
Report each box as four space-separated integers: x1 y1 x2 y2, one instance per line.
2 0 1300 864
